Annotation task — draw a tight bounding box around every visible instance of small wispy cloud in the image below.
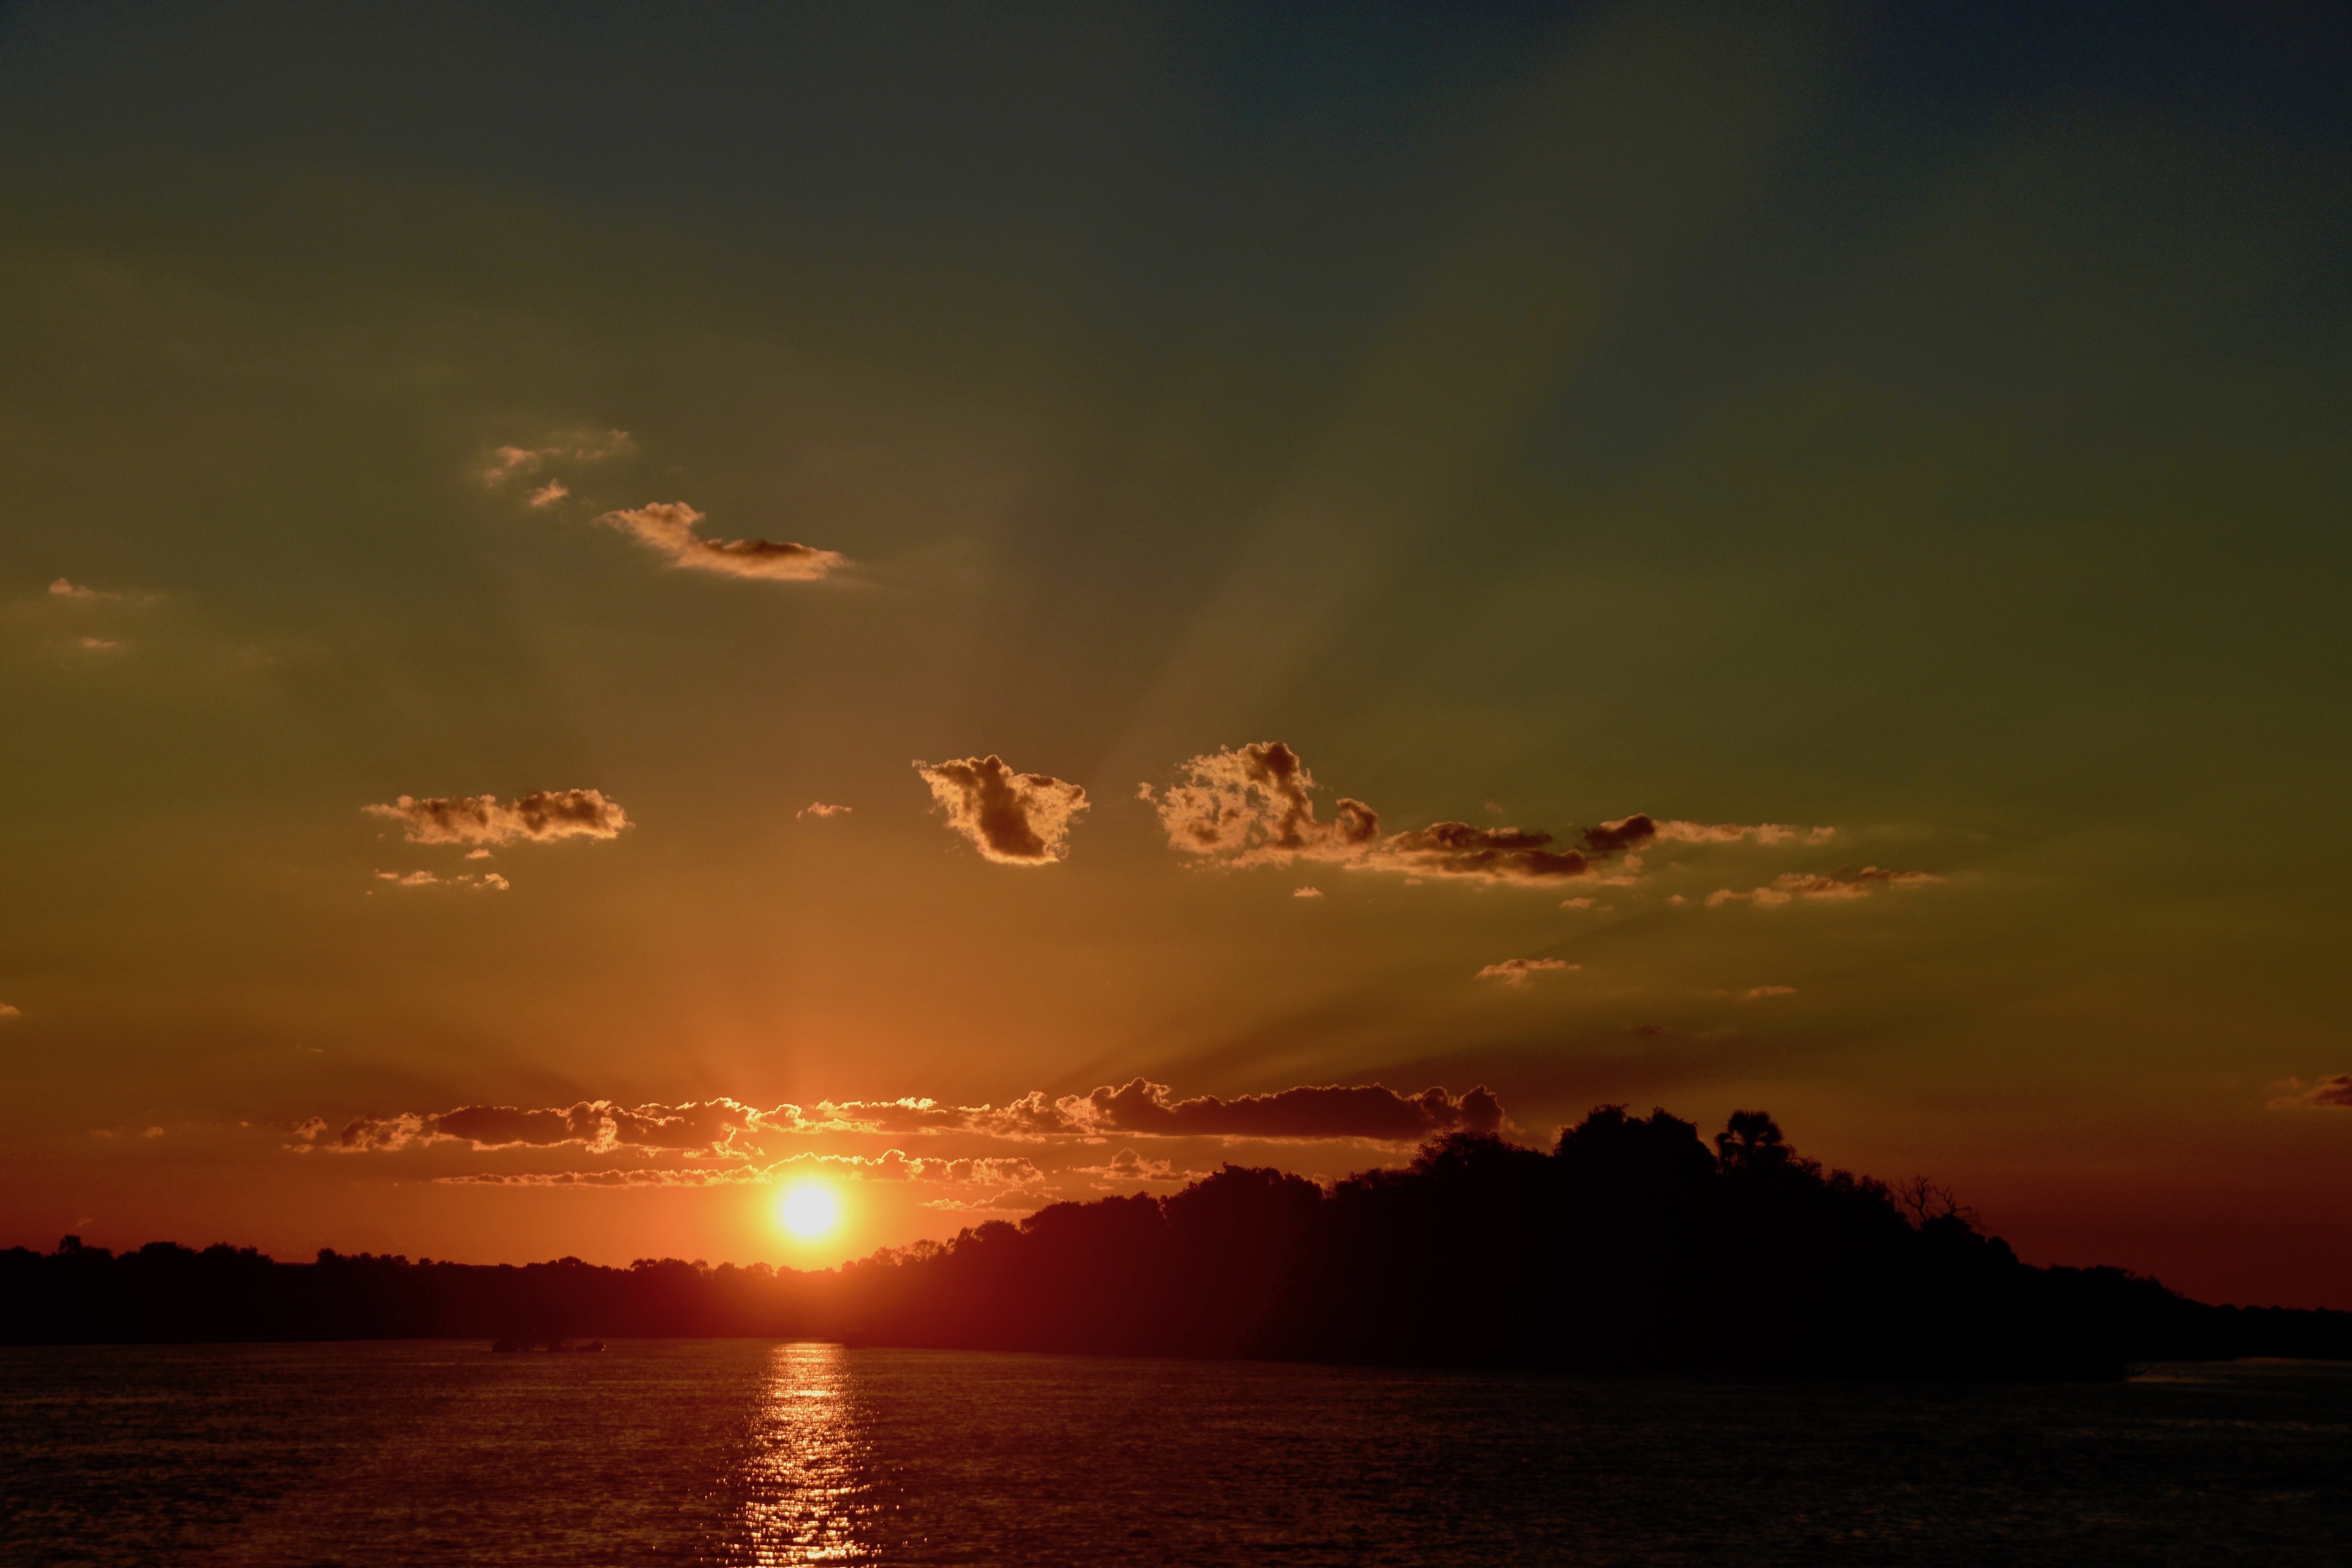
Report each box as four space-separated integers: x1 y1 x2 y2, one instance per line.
1743 984 1796 999
1477 958 1577 986
482 430 634 487
597 502 847 582
365 790 630 847
48 578 112 600
374 870 510 891
1293 886 1323 898
0 1003 19 1019
1707 867 1942 907
2270 1075 2352 1110
915 755 1088 865
798 802 851 819
527 480 569 508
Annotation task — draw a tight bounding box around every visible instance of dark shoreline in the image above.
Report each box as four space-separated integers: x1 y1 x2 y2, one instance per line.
11 1111 2351 1378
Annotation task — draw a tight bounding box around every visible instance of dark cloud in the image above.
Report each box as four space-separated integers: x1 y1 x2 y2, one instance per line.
914 755 1088 865
1065 1078 1504 1142
1575 814 1657 857
364 789 630 847
1381 822 1591 882
597 502 847 581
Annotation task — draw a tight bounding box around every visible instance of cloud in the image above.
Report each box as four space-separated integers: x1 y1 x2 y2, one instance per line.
434 1149 1050 1191
2270 1075 2352 1110
1144 744 1802 888
48 578 111 600
1560 897 1595 910
1478 958 1578 986
373 870 509 891
143 1126 165 1139
1142 742 1379 865
1035 1079 1505 1143
914 755 1088 865
596 502 847 582
798 802 850 819
864 1152 1046 1188
1293 886 1322 898
1649 820 1806 846
921 1193 1057 1213
310 1080 1510 1157
301 1098 811 1158
1379 821 1595 882
0 1003 18 1018
1743 985 1796 999
482 429 633 486
527 480 569 508
365 789 630 847
1074 1149 1205 1188
75 637 121 651
1706 867 1943 907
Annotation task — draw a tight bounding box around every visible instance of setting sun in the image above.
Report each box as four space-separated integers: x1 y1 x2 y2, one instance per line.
779 1185 840 1239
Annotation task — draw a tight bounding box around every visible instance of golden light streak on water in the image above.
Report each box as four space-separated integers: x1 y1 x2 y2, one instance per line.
732 1342 879 1565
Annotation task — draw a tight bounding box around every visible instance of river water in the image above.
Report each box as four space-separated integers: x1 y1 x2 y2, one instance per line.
1 1342 2345 1565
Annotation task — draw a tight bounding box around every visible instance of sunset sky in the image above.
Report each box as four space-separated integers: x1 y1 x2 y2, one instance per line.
1 2 2346 1306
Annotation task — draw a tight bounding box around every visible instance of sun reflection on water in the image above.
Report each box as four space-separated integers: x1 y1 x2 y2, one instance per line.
728 1342 879 1565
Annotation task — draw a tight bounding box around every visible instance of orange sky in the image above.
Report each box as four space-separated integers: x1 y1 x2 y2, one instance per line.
1 2 2348 1305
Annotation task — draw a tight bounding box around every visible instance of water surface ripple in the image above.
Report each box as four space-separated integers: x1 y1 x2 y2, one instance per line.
2 1342 2346 1565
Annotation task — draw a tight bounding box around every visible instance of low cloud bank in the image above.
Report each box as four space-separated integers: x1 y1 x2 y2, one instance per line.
597 502 847 582
1144 743 1806 887
915 755 1088 865
297 1099 796 1158
435 1149 1048 1189
298 1079 1508 1158
365 790 630 847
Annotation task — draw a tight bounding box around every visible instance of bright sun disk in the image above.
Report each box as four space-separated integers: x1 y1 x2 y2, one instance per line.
780 1184 839 1238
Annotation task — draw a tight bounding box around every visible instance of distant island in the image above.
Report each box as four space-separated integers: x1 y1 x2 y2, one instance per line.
6 1108 2347 1378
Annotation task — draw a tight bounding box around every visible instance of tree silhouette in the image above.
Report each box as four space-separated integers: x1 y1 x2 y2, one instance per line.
5 1108 2346 1376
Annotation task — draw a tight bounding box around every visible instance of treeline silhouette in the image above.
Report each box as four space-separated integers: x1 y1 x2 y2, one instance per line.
6 1108 2347 1378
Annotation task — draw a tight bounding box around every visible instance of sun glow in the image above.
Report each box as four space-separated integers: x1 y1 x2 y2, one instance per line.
779 1183 840 1239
